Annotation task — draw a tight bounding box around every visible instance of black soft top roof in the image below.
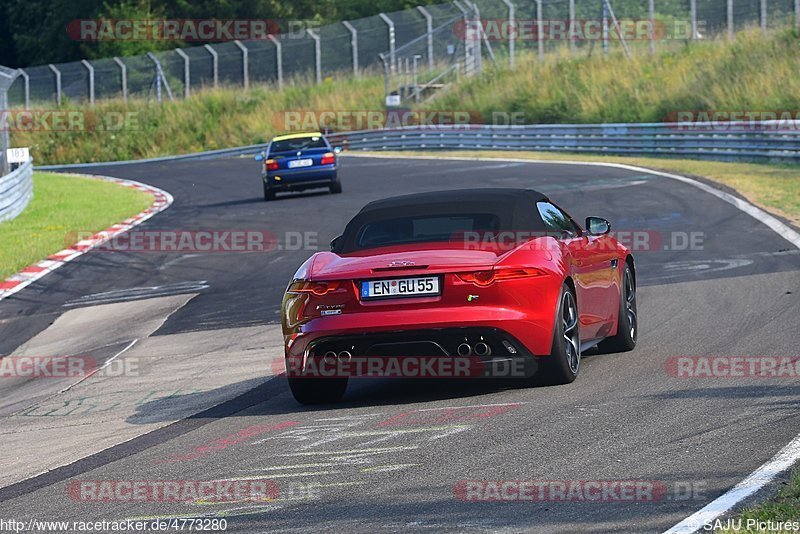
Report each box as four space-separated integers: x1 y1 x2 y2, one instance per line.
336 188 550 253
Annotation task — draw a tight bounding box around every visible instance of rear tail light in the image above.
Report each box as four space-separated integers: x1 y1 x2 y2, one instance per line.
266 159 279 171
456 268 545 287
320 152 336 165
287 280 342 295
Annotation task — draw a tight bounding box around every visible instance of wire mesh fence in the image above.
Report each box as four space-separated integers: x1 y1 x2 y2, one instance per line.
1 0 798 109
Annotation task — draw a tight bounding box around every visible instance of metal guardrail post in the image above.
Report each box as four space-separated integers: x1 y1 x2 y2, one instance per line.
81 60 95 105
48 64 62 106
268 35 283 89
416 6 434 69
234 40 249 89
728 0 734 41
204 45 219 88
175 49 190 98
306 29 322 84
342 21 359 77
379 13 396 73
113 57 127 102
19 69 30 110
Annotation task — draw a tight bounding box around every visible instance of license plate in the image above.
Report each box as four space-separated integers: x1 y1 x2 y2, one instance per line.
288 158 313 169
361 276 440 300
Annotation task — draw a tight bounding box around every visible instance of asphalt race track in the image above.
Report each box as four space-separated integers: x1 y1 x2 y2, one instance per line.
0 154 798 533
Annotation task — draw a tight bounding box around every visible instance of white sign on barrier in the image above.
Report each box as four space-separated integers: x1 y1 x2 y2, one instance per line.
6 147 30 164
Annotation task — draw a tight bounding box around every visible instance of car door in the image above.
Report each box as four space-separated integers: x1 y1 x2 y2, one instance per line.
536 201 609 340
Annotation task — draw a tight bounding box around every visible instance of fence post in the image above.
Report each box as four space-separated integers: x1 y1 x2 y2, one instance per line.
537 0 544 62
471 1 482 73
379 13 396 73
760 0 768 34
48 64 61 106
113 58 127 102
648 0 655 53
342 21 359 77
306 29 322 84
727 0 734 41
234 40 249 89
175 49 190 98
147 52 173 103
796 0 800 28
413 55 421 103
0 88 8 175
568 0 575 54
690 0 697 40
81 60 95 105
453 1 471 72
204 45 218 88
416 6 434 69
268 35 283 89
19 69 30 110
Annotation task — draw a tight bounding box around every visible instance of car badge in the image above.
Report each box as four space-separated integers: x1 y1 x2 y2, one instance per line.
467 295 479 302
297 151 302 156
388 260 415 267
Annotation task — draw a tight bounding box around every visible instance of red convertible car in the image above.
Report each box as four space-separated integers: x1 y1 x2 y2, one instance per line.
281 189 637 403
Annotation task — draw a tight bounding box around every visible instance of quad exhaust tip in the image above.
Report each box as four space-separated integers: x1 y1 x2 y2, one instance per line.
323 351 338 365
457 343 472 357
338 350 352 363
474 342 492 357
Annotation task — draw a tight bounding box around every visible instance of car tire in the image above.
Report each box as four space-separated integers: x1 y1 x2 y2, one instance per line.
599 263 637 353
329 180 342 194
538 283 581 385
264 183 275 201
288 376 348 404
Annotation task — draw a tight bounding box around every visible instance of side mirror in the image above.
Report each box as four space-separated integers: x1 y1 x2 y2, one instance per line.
333 146 342 154
330 235 343 252
585 216 611 236
254 152 265 162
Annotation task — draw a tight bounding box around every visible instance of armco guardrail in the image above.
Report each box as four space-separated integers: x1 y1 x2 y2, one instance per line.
329 123 800 162
0 160 34 223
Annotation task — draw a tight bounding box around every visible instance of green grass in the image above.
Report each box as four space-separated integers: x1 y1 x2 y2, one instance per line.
0 172 152 279
429 29 800 124
715 468 800 533
367 150 800 224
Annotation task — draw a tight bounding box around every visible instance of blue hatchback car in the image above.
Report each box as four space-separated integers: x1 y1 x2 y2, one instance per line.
255 132 342 201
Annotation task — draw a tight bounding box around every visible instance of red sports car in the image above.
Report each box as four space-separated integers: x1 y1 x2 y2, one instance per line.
281 189 637 404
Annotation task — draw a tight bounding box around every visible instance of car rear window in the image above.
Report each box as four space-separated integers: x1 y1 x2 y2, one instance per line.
355 214 500 250
269 136 327 154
